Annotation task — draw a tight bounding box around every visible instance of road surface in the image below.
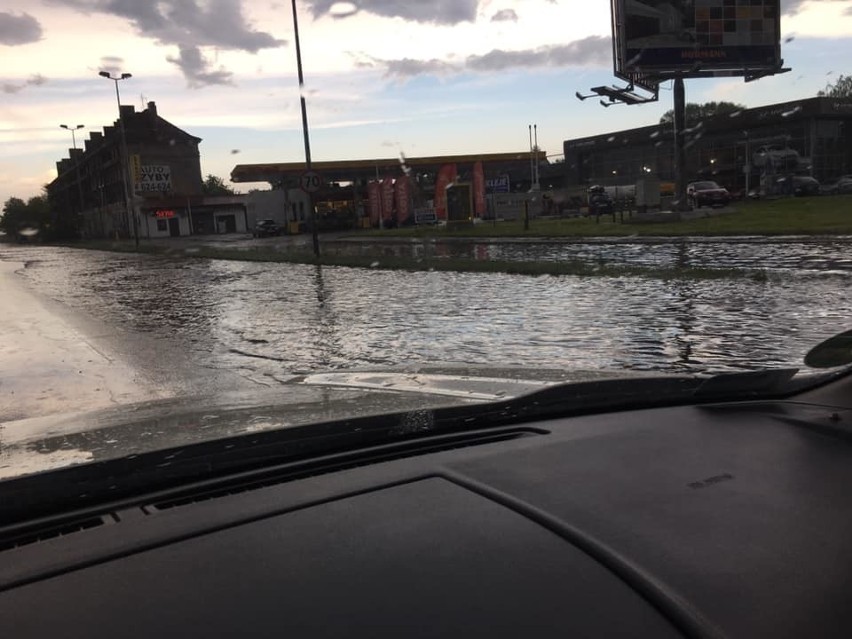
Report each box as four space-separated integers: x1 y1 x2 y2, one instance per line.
0 259 169 424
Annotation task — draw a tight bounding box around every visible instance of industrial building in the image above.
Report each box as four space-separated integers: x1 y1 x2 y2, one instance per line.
563 97 852 196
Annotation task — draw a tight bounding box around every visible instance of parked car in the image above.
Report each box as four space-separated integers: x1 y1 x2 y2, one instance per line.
782 175 820 197
252 219 281 238
821 175 852 195
586 185 613 215
687 181 731 208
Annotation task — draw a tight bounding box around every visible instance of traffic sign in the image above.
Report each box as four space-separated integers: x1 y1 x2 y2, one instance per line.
300 171 323 193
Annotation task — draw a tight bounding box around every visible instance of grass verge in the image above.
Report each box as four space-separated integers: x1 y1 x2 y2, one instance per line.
63 240 769 282
361 195 852 238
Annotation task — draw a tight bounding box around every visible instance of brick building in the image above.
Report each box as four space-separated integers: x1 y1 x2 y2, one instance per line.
48 102 248 238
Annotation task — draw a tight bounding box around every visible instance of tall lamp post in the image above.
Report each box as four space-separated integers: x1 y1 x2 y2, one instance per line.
60 124 86 217
291 0 320 257
98 70 138 248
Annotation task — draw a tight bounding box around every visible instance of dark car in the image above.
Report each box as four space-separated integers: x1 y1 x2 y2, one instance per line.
586 185 613 215
821 175 852 195
789 175 821 197
252 219 281 238
687 181 731 208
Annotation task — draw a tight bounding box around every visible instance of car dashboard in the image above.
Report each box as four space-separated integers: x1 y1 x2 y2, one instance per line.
1 375 851 638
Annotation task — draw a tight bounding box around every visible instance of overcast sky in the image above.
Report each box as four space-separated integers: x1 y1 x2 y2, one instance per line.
1 0 851 203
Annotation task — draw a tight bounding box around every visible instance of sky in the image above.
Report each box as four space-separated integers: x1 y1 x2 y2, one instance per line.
1 0 851 204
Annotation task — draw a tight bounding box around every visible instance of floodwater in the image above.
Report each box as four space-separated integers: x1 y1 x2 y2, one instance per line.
327 237 852 274
1 241 850 393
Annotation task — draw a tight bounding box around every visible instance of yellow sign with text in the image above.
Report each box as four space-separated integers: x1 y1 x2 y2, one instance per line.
130 154 142 184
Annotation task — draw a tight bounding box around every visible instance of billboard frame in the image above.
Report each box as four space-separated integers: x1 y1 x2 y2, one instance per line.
611 0 784 82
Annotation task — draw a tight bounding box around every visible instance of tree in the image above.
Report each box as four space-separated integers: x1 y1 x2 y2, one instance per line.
1 194 52 236
659 101 746 126
0 197 28 234
202 174 236 196
818 74 852 98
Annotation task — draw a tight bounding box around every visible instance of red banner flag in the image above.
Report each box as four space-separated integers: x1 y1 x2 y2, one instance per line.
381 177 395 223
367 181 381 225
434 164 457 220
395 176 411 225
473 161 486 218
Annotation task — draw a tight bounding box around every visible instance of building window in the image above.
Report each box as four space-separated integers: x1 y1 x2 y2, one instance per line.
157 219 167 232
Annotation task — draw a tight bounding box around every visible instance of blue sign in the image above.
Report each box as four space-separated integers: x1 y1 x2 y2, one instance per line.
486 175 510 194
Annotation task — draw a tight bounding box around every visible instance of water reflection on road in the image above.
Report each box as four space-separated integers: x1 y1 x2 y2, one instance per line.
324 237 852 274
2 244 850 389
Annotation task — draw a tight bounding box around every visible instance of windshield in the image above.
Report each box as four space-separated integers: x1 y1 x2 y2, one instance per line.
1 1 852 482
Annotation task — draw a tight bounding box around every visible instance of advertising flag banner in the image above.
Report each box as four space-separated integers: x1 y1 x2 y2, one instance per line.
473 161 486 217
381 176 395 223
395 176 412 225
367 181 381 224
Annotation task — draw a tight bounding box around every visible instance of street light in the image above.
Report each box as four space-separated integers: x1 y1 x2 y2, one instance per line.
60 124 85 215
99 70 137 248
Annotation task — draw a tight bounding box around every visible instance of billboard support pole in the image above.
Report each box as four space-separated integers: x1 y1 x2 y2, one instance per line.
673 76 689 212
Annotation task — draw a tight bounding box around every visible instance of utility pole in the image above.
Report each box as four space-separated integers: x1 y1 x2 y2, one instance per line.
528 125 534 189
673 76 689 212
534 124 540 189
291 0 320 257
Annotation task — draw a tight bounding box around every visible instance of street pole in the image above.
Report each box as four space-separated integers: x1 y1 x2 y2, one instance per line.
672 76 689 212
375 165 384 230
99 71 138 248
60 124 86 220
291 0 320 257
528 125 534 188
534 124 540 189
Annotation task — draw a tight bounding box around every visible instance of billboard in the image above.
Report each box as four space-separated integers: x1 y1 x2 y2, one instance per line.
613 0 781 76
137 165 172 193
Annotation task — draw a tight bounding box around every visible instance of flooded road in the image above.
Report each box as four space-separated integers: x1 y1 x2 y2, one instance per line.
326 236 852 274
1 242 849 401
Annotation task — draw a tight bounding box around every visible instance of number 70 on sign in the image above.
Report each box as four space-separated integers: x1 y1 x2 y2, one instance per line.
300 171 323 193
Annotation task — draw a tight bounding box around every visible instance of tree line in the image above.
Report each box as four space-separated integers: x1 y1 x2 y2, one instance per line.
658 74 851 127
1 174 235 240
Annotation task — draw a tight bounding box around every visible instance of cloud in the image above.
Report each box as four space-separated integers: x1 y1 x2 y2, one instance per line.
490 9 518 23
781 0 849 15
44 0 285 86
381 36 612 79
2 74 48 94
466 37 611 71
384 57 456 79
0 12 43 45
98 55 125 75
167 45 234 88
305 0 480 24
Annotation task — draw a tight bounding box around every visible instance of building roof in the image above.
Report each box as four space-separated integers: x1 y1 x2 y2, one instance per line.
564 96 852 151
231 151 548 184
49 102 200 188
